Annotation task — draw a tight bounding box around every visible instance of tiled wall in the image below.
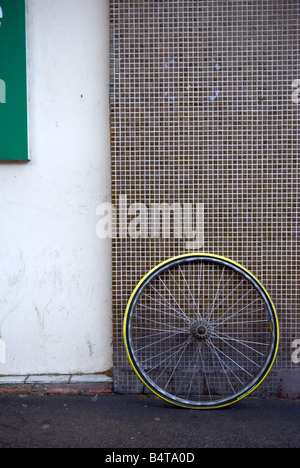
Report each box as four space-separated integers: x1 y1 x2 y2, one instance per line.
110 0 299 395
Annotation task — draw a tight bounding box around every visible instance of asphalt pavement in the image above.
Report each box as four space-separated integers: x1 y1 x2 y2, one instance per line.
0 393 299 449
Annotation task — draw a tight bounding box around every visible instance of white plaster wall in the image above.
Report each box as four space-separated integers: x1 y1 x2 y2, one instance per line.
0 0 112 375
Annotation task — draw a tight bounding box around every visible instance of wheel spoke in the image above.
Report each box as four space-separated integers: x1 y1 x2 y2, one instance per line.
214 299 263 327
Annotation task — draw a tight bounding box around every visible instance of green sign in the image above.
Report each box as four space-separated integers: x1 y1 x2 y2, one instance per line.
0 0 28 160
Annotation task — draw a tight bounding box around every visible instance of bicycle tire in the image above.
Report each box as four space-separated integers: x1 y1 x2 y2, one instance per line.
124 254 279 409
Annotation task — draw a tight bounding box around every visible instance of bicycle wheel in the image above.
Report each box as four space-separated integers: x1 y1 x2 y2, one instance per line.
124 254 279 409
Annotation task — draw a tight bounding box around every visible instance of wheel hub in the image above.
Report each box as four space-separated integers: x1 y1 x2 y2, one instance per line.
190 320 211 341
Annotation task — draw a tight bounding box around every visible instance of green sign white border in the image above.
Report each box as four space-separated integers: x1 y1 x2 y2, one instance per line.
0 0 29 161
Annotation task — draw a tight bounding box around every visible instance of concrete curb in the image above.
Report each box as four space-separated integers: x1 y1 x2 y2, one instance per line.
0 374 113 396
